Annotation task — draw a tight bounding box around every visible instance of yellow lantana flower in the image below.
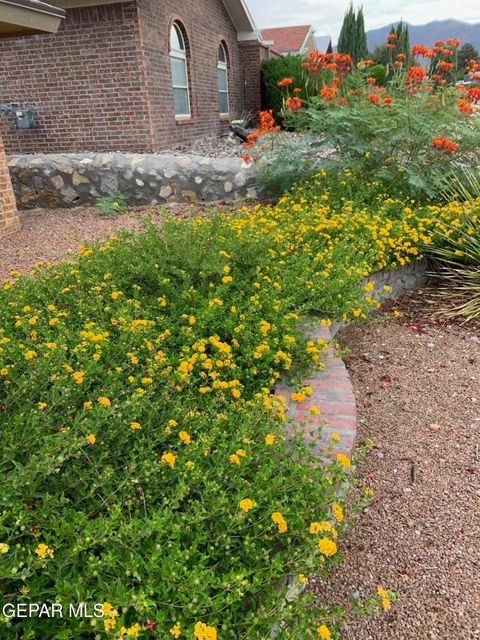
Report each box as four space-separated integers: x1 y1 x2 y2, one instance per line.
317 625 331 639
239 499 254 512
336 453 351 468
318 538 337 556
161 452 176 469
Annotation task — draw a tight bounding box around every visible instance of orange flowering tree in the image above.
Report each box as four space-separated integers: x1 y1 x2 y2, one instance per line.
254 37 480 199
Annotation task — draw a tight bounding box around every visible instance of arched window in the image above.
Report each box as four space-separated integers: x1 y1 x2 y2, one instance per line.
170 22 191 118
217 42 229 115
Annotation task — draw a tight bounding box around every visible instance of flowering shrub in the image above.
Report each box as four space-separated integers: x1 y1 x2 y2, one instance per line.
0 202 387 639
254 38 480 199
1 175 478 638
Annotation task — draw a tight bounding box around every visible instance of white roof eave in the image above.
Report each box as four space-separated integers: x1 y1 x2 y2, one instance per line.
222 0 259 41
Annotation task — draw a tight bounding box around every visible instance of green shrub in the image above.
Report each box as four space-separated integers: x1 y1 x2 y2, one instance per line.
255 43 480 200
367 64 386 86
261 55 309 118
95 192 127 217
0 211 353 639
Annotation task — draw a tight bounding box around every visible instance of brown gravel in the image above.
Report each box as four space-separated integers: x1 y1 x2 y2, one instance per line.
312 291 480 639
0 201 245 281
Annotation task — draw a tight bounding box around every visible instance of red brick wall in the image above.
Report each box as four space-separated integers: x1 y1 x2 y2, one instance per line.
136 0 247 148
0 136 20 236
0 3 151 154
0 0 269 154
239 42 277 117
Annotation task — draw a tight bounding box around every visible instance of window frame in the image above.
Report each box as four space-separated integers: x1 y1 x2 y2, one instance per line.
170 21 191 120
217 41 229 117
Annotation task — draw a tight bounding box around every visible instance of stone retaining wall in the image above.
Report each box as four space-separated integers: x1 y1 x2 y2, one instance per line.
332 260 431 336
8 153 255 209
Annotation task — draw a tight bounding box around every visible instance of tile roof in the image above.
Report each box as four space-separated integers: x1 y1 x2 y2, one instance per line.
260 25 312 53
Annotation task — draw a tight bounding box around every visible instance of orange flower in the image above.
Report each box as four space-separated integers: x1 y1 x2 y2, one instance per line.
467 87 480 104
387 33 398 42
437 61 454 74
320 85 337 101
368 93 380 104
446 38 461 49
411 44 433 58
293 87 302 93
432 136 458 153
383 96 393 105
366 77 376 84
457 99 474 114
285 96 302 111
406 66 426 85
259 109 276 132
277 77 293 87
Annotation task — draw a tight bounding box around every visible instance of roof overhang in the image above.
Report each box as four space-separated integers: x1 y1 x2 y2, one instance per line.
299 25 314 53
0 0 64 36
222 0 259 41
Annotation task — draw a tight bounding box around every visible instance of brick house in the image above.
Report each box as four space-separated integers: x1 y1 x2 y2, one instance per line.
0 0 275 155
0 0 64 237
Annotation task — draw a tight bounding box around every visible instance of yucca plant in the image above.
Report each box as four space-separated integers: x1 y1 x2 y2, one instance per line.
441 165 480 202
428 212 480 320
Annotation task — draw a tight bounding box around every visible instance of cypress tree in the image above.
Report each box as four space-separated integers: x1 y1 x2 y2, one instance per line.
338 4 369 64
338 4 356 59
356 7 368 62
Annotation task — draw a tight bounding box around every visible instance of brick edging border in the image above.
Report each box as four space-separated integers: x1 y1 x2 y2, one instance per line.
275 259 430 463
275 323 356 462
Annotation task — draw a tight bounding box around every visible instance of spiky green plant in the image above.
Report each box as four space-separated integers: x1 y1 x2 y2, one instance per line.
428 213 480 320
441 165 480 202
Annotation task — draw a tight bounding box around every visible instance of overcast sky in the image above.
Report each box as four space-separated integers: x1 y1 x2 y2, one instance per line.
247 0 480 43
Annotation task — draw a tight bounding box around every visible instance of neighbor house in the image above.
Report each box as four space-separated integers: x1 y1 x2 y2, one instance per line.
260 24 316 56
315 35 332 54
0 0 274 154
0 0 64 236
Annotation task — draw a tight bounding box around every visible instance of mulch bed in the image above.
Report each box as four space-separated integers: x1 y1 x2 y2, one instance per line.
311 290 480 638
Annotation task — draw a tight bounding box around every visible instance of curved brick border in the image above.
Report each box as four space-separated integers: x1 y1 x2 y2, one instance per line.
275 260 430 463
275 323 356 461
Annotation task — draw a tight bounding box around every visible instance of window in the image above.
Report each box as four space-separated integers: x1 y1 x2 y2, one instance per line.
170 22 191 118
217 42 229 116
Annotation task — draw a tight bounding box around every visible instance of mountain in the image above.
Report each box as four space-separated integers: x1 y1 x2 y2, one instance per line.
366 19 480 53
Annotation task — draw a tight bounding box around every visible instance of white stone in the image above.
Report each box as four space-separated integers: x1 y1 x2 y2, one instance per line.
136 179 144 186
160 185 172 199
224 180 233 193
234 172 247 187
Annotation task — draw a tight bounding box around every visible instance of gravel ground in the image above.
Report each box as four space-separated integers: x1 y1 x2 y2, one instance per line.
0 201 242 281
166 134 245 158
312 291 480 639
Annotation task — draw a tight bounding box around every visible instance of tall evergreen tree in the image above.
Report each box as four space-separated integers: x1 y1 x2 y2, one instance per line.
337 4 356 59
337 4 368 64
395 21 411 62
356 7 368 61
